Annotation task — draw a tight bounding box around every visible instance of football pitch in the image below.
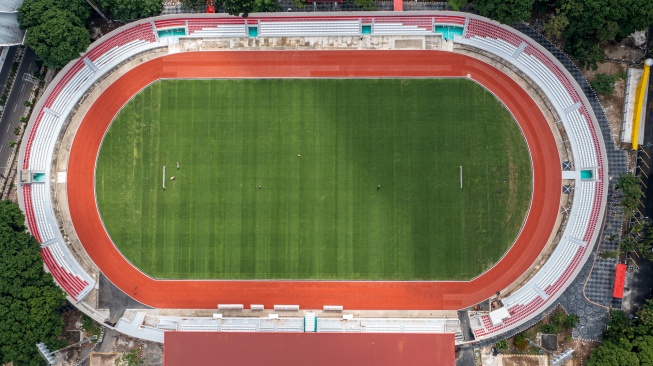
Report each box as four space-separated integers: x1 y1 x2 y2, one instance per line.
96 78 532 280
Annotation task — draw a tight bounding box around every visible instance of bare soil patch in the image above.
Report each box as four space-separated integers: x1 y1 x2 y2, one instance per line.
90 352 120 366
502 355 544 366
583 62 628 143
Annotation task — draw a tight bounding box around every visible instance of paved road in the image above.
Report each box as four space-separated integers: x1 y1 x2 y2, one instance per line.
0 47 36 176
640 58 653 216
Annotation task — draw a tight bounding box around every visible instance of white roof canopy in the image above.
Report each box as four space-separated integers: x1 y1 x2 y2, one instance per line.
488 307 511 326
0 0 23 13
0 1 24 46
0 13 24 46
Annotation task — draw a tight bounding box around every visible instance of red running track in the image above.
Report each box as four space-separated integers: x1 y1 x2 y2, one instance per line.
67 51 561 310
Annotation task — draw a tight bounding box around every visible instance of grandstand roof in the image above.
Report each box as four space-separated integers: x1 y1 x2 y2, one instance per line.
0 0 24 46
164 332 455 366
0 12 24 46
0 0 23 13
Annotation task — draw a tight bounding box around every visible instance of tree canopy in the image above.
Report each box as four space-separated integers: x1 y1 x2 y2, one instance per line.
541 8 569 41
180 0 206 12
448 0 468 11
587 300 653 366
0 200 67 365
24 8 90 69
620 222 653 262
116 349 145 366
617 173 643 218
473 0 532 25
590 73 617 95
216 0 278 18
556 0 653 69
18 0 90 29
97 0 162 21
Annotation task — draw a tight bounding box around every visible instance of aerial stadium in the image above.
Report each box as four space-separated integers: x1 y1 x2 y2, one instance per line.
17 11 607 364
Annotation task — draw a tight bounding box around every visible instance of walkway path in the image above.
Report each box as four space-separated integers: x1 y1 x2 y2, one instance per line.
516 23 629 341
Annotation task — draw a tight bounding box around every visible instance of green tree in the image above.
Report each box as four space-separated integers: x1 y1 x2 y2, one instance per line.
596 21 619 43
541 323 560 334
98 0 162 21
587 341 640 366
617 174 643 218
0 200 67 365
600 250 620 259
18 0 90 29
473 0 532 25
634 299 653 333
621 235 637 252
352 0 375 8
514 333 528 350
217 0 255 17
541 8 569 40
602 310 632 344
0 199 27 230
564 314 580 329
563 38 604 71
448 0 468 11
216 0 277 17
496 338 508 350
25 8 90 69
552 310 566 326
587 303 653 365
116 349 145 366
633 336 653 365
254 0 280 12
81 315 101 338
559 0 653 69
180 0 206 11
291 0 307 9
614 0 653 40
590 73 617 95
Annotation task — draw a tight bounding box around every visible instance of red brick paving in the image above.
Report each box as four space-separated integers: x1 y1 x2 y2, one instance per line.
164 332 455 366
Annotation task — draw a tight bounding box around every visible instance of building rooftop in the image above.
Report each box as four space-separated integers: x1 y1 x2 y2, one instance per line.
0 13 25 46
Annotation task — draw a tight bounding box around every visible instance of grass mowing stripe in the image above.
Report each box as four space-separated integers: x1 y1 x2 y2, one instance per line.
96 78 532 280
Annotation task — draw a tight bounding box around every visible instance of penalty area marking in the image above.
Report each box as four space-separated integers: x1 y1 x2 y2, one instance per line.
163 165 166 189
460 165 462 189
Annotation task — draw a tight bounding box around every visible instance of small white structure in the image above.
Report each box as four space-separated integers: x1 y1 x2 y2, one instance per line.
488 307 511 326
323 305 343 311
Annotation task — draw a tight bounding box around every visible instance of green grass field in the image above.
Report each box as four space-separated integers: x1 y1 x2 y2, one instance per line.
96 78 532 280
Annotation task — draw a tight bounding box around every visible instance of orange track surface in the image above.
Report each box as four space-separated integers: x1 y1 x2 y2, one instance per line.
67 51 561 310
